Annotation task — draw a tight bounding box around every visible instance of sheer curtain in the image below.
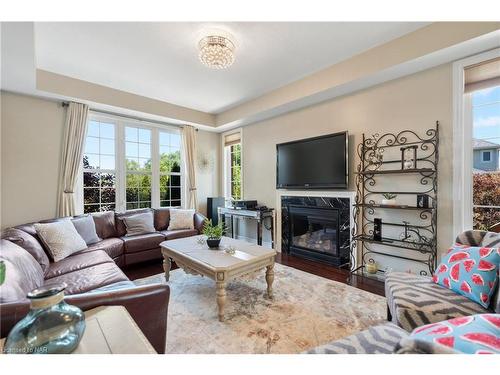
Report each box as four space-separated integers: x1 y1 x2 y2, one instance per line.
57 102 89 217
182 125 198 210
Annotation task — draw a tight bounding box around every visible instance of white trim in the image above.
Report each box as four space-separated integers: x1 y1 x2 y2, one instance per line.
275 190 357 260
452 47 500 236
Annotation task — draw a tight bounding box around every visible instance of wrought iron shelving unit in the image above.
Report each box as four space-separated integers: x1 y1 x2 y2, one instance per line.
350 122 439 282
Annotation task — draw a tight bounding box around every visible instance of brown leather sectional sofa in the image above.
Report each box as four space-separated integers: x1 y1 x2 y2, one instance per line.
0 208 206 353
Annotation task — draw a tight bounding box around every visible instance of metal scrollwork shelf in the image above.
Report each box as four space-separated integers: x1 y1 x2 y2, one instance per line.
350 122 439 282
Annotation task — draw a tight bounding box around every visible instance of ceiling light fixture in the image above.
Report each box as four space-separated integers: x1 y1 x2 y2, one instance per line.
198 34 235 69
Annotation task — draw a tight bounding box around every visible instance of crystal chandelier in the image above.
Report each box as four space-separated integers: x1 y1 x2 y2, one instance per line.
198 35 235 69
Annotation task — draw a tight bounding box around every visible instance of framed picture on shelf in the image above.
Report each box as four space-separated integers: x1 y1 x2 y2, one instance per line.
417 194 430 208
400 145 418 170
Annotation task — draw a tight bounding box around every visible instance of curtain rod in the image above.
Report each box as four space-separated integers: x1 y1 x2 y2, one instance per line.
61 101 198 131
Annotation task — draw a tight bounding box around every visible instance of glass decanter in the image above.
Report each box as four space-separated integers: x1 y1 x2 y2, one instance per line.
4 283 86 354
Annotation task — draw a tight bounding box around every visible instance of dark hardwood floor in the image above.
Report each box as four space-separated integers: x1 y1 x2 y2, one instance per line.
123 252 385 297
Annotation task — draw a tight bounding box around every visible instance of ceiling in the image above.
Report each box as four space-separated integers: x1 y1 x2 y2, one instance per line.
33 22 428 114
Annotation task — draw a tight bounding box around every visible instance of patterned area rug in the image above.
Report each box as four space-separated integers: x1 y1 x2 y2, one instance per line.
134 263 386 354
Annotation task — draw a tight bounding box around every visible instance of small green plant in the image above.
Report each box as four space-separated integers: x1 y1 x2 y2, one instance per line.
382 193 397 200
202 219 226 239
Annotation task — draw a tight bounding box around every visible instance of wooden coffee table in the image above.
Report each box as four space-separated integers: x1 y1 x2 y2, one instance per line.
160 235 276 322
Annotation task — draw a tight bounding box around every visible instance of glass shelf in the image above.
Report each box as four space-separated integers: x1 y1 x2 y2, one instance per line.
354 235 434 252
354 203 435 210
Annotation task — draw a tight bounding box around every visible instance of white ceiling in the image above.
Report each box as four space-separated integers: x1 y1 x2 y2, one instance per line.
33 22 428 114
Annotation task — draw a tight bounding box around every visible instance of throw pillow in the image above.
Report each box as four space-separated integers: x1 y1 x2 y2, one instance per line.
395 314 500 354
433 245 500 308
0 240 45 303
1 228 50 273
34 219 87 262
72 215 101 245
122 212 156 236
167 209 195 231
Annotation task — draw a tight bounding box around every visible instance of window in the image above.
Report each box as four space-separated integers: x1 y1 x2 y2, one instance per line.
83 120 116 213
481 150 492 162
125 126 152 209
159 131 182 207
472 85 500 231
81 114 182 213
223 131 242 201
230 144 242 200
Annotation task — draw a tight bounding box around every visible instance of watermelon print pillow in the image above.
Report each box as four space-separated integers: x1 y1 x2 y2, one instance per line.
407 314 500 354
433 245 500 308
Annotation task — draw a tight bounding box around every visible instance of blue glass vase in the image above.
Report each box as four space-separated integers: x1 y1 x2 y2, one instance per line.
4 283 86 354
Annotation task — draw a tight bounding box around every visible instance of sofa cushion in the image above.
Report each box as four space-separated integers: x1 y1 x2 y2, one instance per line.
72 215 101 245
161 229 198 240
154 208 171 231
115 209 153 237
34 219 87 262
307 323 409 354
44 262 129 295
395 314 500 354
385 272 489 332
80 237 124 259
1 228 50 273
122 212 156 236
0 240 44 302
91 211 117 239
121 233 165 254
44 250 113 279
433 245 499 308
167 209 195 230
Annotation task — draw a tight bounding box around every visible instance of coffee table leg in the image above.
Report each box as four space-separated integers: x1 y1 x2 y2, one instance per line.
163 257 171 282
266 264 274 299
216 281 226 322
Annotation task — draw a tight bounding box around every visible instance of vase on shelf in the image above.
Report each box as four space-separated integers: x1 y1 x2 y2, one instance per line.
4 283 85 354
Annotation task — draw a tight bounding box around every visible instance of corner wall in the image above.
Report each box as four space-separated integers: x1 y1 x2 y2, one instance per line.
0 91 220 228
238 63 454 268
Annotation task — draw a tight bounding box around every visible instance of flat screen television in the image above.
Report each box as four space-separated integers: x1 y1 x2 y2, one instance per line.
276 131 348 189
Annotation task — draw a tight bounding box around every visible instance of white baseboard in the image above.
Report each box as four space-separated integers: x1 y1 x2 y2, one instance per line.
233 235 274 250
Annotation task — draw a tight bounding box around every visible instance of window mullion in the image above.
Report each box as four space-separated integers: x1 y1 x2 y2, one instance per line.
116 122 126 212
151 128 160 208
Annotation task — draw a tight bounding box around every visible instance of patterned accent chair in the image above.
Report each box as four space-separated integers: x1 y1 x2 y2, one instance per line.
385 230 500 332
307 323 409 354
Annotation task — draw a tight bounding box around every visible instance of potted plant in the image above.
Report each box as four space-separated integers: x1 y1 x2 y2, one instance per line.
202 219 226 249
381 193 397 206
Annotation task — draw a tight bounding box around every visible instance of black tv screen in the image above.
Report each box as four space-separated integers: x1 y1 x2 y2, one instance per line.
276 131 348 189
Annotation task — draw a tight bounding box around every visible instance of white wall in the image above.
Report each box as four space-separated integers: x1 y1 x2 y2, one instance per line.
0 91 219 227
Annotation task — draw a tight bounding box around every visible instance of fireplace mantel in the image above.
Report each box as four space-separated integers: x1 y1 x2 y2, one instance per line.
275 190 356 265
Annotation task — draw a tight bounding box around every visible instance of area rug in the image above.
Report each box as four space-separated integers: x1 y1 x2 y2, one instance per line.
134 263 386 354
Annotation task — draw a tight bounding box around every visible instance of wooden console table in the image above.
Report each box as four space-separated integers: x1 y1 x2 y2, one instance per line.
218 207 275 248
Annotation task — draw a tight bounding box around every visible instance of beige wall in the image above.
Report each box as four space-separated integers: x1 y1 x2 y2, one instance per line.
1 92 65 227
0 91 220 227
196 130 221 216
238 64 454 266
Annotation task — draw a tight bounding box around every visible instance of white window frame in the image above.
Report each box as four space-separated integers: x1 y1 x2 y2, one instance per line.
78 112 183 214
481 150 492 162
221 129 243 201
452 48 500 235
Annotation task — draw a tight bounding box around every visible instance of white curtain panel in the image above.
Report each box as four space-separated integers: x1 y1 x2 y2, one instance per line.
57 102 89 217
182 125 198 210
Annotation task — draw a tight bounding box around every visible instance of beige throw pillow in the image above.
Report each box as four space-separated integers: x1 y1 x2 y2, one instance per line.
167 209 195 231
122 212 156 236
34 219 87 262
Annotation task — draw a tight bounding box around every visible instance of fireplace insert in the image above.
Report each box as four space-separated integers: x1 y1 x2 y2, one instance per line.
281 196 351 266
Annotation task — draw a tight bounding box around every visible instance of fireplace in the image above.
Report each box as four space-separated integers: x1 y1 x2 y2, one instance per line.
281 196 351 266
